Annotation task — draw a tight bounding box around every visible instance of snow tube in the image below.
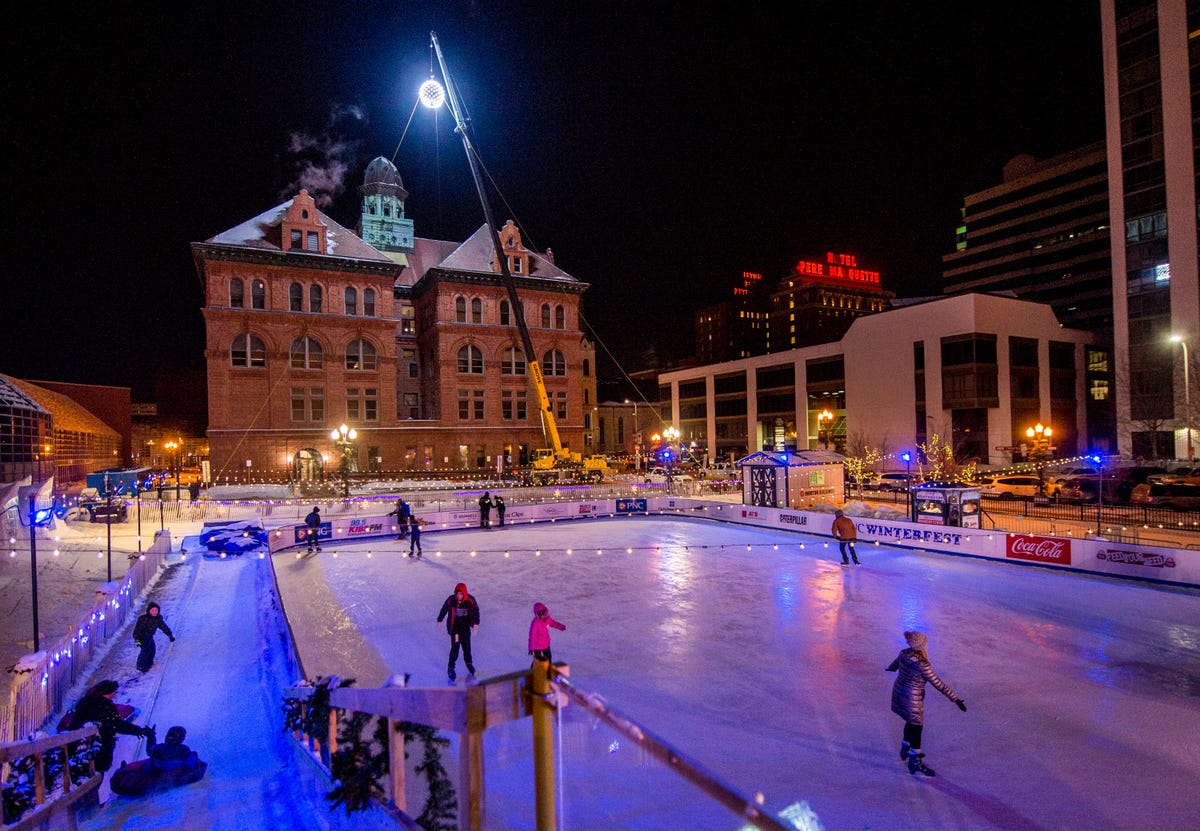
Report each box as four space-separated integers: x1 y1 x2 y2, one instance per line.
109 754 207 797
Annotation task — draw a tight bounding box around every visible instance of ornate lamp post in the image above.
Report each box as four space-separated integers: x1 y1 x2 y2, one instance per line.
330 424 358 498
817 409 834 450
663 426 680 471
1170 334 1194 464
1025 422 1053 495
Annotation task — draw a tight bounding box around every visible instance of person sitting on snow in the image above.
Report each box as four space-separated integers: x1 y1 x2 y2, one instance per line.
148 726 195 771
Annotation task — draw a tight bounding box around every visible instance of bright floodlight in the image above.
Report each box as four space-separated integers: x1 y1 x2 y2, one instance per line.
419 79 445 109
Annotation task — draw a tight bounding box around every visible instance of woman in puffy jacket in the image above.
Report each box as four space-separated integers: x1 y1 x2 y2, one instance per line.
885 630 966 777
528 602 566 664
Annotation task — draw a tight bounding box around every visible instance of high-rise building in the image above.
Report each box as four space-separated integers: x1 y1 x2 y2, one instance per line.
769 251 893 350
942 144 1113 333
694 271 770 363
1102 0 1200 460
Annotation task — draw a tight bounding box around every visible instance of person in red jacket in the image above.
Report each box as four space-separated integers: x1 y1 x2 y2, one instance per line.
436 582 480 682
527 601 566 664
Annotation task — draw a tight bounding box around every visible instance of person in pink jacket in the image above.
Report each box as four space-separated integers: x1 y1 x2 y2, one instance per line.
528 601 566 663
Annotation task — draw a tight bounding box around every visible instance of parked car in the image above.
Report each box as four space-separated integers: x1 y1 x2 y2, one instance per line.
875 472 919 492
701 462 736 479
978 475 1055 500
1147 466 1200 486
645 468 694 484
1130 481 1200 510
1052 467 1099 485
1113 466 1169 503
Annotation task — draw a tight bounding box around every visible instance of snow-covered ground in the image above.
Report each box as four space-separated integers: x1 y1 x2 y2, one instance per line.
6 501 1199 830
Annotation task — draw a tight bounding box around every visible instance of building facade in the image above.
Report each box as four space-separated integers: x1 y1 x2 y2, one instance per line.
1102 0 1200 460
768 251 894 351
694 271 770 363
197 158 593 481
659 294 1099 468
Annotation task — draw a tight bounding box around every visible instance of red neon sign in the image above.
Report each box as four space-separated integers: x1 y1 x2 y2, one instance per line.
792 251 881 287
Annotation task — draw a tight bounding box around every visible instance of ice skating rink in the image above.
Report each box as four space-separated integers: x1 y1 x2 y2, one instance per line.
273 514 1200 830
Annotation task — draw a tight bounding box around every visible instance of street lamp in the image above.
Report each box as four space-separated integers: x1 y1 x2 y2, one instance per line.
25 494 53 652
330 423 358 498
817 409 834 450
663 426 680 471
626 399 641 471
900 451 913 515
1170 334 1194 464
1025 423 1053 495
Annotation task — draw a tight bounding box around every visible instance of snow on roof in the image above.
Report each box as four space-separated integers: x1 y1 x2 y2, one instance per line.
436 225 580 282
205 199 393 263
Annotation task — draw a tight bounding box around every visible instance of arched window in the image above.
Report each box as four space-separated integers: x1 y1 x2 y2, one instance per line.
345 287 358 316
555 304 565 329
500 300 511 326
457 345 484 374
290 337 323 369
229 278 244 308
582 358 591 377
455 296 467 323
345 339 377 371
501 346 526 375
540 303 551 328
230 333 266 367
471 297 482 323
248 279 264 309
289 283 303 312
309 285 323 313
363 288 376 317
543 349 566 376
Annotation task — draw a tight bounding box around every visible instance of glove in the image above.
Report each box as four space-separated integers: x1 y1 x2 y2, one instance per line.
956 700 967 712
134 640 142 647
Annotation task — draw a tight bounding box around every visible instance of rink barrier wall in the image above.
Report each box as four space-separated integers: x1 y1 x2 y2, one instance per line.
263 498 1200 590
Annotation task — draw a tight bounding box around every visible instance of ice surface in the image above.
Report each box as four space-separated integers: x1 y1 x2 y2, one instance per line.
29 511 1200 829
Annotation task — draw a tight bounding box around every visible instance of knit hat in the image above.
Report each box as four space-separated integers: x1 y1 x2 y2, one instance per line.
533 602 548 616
147 602 160 613
165 726 186 745
834 509 844 517
94 679 119 696
904 631 928 651
455 582 468 598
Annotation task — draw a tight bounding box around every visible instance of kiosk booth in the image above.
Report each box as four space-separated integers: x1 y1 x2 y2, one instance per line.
737 451 844 509
910 483 982 528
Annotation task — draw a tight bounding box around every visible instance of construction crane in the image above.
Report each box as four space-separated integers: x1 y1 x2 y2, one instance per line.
428 33 608 485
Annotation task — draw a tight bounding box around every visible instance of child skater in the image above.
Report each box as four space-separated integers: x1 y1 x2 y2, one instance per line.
528 601 566 664
885 630 967 777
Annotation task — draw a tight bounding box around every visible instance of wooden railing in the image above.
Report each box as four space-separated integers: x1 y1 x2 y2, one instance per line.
0 725 101 830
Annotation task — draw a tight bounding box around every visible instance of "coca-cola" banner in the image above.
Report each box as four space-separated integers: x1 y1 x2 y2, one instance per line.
1006 534 1071 565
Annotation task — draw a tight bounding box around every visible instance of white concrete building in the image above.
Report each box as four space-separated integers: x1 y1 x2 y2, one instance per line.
659 293 1101 468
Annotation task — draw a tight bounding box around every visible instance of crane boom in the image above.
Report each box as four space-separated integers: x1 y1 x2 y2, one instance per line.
430 32 566 459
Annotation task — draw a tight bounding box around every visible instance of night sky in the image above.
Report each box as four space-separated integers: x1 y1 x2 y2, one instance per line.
3 2 1104 403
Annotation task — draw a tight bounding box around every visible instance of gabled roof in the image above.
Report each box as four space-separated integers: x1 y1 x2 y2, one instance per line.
432 225 581 283
205 199 394 263
5 377 118 437
398 237 463 287
737 450 845 467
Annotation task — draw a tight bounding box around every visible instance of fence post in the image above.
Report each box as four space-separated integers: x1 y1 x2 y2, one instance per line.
531 660 556 831
387 717 406 811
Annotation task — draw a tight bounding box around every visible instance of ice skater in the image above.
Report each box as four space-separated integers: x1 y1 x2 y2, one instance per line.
885 630 967 776
437 582 480 682
528 601 566 664
133 601 175 673
478 492 492 528
408 515 422 557
493 494 506 527
831 509 860 565
304 506 321 552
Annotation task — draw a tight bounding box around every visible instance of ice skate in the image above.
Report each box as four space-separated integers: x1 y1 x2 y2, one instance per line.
907 750 935 777
899 740 910 761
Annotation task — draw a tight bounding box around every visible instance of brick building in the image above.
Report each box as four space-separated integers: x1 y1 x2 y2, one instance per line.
196 158 594 482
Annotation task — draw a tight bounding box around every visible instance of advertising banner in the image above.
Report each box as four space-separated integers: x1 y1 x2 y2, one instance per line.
1006 534 1071 566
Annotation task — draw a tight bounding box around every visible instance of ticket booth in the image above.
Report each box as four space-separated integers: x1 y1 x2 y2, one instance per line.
737 450 844 509
911 484 981 528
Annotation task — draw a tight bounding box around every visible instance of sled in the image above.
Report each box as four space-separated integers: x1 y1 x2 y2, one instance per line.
109 754 208 797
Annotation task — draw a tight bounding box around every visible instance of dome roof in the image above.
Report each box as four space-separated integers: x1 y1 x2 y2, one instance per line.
363 156 404 189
